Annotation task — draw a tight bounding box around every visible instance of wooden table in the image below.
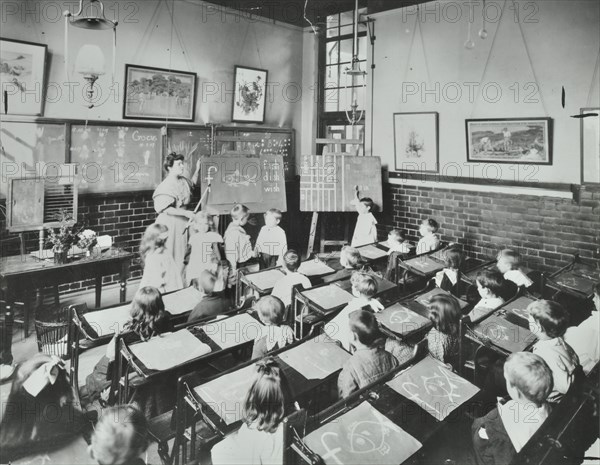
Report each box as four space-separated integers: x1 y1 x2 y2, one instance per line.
0 247 134 337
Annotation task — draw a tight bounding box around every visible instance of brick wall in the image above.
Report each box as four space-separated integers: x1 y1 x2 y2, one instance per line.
376 182 600 272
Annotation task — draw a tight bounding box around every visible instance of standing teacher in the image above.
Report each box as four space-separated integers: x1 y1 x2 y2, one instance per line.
153 152 200 276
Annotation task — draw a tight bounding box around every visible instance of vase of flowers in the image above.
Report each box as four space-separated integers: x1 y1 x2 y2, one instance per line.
78 229 98 257
46 211 80 265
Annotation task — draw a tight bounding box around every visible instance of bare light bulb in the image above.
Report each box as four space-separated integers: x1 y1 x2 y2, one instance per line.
479 28 488 39
464 39 475 50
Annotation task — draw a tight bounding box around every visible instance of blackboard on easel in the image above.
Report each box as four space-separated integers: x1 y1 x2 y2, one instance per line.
200 154 287 214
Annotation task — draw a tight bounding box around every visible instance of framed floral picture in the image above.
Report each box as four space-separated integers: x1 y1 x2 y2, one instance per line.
466 118 552 165
580 108 600 184
0 38 48 116
393 112 439 173
232 65 268 124
123 64 197 121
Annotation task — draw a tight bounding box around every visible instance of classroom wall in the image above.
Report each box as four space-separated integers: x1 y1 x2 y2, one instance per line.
1 0 304 161
366 0 600 183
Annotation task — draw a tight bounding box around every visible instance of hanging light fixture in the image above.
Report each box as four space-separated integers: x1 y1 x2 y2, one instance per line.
343 0 366 125
64 0 118 108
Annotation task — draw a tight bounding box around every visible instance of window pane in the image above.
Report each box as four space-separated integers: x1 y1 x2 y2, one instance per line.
340 10 354 26
340 38 353 63
324 65 340 88
326 42 339 65
327 13 339 29
339 24 353 36
324 88 339 112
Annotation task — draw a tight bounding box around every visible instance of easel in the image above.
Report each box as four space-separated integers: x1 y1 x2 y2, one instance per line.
306 138 363 257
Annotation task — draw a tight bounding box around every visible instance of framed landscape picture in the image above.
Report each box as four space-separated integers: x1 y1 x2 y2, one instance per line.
466 118 552 165
123 64 197 121
232 65 268 123
0 38 48 116
580 108 600 184
393 112 439 173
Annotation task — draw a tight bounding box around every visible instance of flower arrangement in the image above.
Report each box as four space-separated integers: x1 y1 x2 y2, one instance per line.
46 211 81 263
78 229 97 251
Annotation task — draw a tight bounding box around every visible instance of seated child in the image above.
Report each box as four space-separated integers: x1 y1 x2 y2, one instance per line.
427 294 462 365
224 204 254 288
255 208 287 269
322 246 371 284
434 246 465 293
271 249 312 308
89 405 149 465
416 218 440 255
211 358 292 465
325 272 384 351
0 354 90 463
565 281 600 374
337 310 399 398
387 229 412 254
139 223 183 293
496 249 533 288
472 352 553 465
188 270 232 323
528 300 580 402
186 210 223 285
84 286 174 406
252 295 295 359
350 188 378 247
468 269 506 321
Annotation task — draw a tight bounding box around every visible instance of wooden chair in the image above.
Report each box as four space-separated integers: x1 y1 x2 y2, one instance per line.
0 304 15 367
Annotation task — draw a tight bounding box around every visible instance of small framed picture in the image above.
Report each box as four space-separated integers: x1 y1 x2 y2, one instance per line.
0 38 48 116
123 64 197 121
393 112 439 173
466 118 552 165
580 108 600 184
232 65 268 124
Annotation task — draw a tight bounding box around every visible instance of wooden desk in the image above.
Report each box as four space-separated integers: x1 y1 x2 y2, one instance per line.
0 247 134 337
543 255 599 300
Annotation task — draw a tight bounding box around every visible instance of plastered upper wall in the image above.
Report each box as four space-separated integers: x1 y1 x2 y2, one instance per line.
366 0 600 184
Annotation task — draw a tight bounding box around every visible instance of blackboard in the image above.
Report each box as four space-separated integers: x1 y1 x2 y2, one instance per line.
201 154 287 213
165 127 212 180
70 124 162 193
214 128 294 179
0 121 66 198
299 155 383 212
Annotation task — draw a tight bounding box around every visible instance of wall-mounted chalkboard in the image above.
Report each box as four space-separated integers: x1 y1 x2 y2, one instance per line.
201 154 287 214
165 127 212 180
0 121 66 198
70 124 162 193
300 155 383 212
214 128 294 179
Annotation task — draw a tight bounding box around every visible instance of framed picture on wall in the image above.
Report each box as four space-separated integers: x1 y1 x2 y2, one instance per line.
580 108 600 184
0 38 48 116
232 65 268 123
123 64 197 121
466 118 552 165
393 112 439 173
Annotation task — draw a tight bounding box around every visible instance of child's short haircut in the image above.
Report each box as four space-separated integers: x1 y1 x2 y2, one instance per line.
422 218 439 233
266 208 282 220
349 309 382 347
388 229 406 241
282 249 301 272
528 300 570 338
351 272 378 298
230 203 250 220
476 269 505 297
255 295 286 325
341 246 364 269
91 405 148 465
192 270 217 295
359 197 374 211
497 249 521 269
444 247 464 270
504 352 553 406
429 294 461 336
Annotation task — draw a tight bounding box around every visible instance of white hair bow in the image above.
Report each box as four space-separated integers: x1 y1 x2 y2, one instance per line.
23 356 66 397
